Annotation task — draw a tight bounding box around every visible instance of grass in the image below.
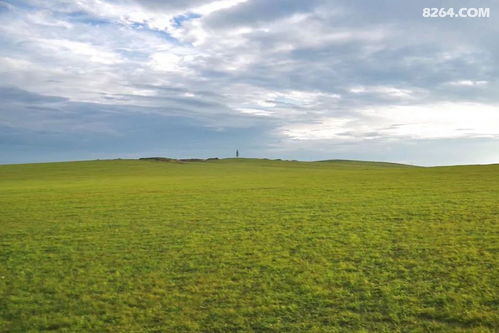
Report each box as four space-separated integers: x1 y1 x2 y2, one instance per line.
0 158 498 332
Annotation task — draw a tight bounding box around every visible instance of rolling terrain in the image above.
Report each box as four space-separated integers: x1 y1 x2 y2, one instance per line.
0 158 498 332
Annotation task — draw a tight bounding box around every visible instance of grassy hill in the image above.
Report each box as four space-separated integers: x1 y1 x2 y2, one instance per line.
0 158 498 332
316 159 417 168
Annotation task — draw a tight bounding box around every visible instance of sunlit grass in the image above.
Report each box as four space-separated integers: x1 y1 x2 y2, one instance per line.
1 158 498 332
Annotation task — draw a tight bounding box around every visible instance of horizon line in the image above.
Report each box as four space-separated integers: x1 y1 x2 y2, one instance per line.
1 157 498 168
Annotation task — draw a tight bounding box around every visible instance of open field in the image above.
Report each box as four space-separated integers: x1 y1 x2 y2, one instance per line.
0 158 498 332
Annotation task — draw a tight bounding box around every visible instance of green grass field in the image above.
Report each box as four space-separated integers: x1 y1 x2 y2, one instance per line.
0 158 498 332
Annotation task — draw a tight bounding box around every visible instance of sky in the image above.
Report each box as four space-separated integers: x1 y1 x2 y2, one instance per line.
1 0 498 166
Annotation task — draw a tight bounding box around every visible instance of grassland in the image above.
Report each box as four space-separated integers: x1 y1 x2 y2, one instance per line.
0 158 498 332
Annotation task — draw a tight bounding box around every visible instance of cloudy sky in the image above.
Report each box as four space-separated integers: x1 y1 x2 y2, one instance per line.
1 0 498 165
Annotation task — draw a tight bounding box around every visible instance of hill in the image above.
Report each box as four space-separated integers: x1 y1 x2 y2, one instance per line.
316 159 417 168
0 159 498 331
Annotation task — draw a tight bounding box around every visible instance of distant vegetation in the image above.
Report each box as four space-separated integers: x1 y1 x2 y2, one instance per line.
0 158 497 332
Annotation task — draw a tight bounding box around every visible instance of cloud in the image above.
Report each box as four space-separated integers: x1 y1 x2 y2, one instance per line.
0 0 498 164
281 103 499 141
447 80 488 87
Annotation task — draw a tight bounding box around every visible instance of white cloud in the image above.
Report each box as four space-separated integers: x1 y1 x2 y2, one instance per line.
148 53 183 72
236 107 273 117
38 38 123 64
349 86 413 98
194 0 250 16
282 103 499 141
447 80 488 87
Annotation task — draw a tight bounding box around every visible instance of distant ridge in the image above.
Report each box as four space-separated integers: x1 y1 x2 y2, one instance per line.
7 157 499 167
315 159 417 168
139 157 219 163
137 157 417 168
